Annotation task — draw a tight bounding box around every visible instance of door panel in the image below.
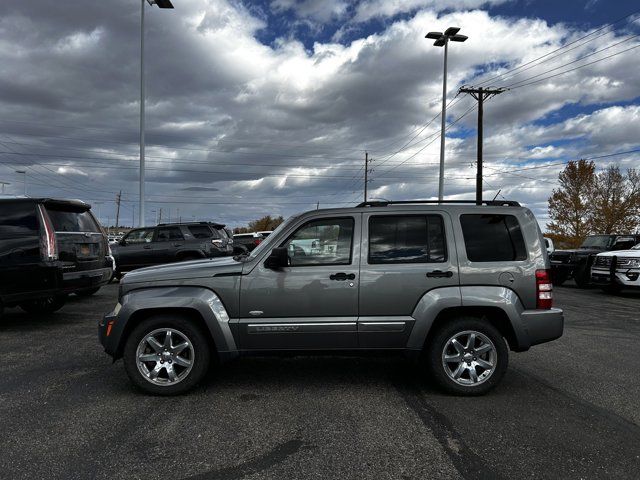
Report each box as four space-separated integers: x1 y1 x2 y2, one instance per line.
358 211 459 348
238 214 361 350
116 228 156 270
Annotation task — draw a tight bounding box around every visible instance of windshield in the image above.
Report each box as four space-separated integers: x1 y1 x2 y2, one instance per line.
580 235 612 249
248 215 298 259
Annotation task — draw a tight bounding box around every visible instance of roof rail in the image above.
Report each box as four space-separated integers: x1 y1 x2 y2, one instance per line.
356 199 521 207
157 221 224 226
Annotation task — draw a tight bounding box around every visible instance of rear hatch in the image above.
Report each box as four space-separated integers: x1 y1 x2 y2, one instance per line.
44 201 106 273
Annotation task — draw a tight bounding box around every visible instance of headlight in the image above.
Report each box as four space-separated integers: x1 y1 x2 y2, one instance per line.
629 259 640 268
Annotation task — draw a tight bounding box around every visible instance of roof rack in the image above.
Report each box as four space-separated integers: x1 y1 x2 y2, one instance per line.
157 221 225 227
356 199 520 207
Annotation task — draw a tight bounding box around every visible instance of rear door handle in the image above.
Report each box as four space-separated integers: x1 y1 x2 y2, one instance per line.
426 270 453 278
330 272 356 281
143 245 151 250
173 243 183 247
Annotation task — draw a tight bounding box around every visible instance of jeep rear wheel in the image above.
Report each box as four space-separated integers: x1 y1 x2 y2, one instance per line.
426 318 508 395
123 314 211 395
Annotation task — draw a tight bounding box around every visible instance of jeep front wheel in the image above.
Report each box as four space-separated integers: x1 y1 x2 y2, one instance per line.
426 318 508 395
123 315 211 395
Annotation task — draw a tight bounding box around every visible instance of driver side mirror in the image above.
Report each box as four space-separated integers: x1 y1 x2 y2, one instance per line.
264 247 289 269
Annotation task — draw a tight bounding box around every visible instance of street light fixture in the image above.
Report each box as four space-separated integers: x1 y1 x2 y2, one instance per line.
426 27 467 202
15 170 26 196
139 0 174 227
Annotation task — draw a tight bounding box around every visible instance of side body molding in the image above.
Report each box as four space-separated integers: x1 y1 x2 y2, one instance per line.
113 286 238 361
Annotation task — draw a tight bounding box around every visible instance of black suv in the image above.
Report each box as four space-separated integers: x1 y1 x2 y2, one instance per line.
1 197 112 316
550 234 640 287
111 222 233 277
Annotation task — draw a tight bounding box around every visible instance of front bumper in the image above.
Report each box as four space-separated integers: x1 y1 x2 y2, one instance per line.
99 302 121 356
520 308 564 347
591 267 640 288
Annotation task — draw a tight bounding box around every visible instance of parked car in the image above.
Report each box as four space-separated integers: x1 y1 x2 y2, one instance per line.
1 197 112 317
549 234 640 287
110 221 233 277
100 199 563 396
591 243 640 293
233 232 264 252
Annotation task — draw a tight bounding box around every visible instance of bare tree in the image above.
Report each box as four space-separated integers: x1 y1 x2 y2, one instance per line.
588 166 640 234
547 160 595 247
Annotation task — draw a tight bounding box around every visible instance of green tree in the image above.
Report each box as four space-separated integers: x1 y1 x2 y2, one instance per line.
233 215 285 234
547 159 595 247
588 165 640 234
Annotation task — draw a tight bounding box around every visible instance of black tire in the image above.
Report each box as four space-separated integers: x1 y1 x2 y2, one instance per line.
574 266 591 288
75 287 101 297
426 317 509 396
19 295 66 314
123 314 211 395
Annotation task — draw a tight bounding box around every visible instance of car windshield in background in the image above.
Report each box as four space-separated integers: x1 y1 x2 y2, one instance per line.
581 235 612 248
46 208 100 232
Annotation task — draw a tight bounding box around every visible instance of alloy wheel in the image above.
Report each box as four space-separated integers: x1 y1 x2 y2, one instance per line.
136 328 195 386
441 330 497 386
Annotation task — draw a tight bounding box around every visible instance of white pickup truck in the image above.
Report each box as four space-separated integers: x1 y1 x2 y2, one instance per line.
591 243 640 293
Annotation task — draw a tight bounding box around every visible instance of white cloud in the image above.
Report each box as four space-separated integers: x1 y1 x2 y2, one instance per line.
353 0 510 23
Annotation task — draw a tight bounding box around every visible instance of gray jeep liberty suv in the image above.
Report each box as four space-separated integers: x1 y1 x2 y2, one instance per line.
99 200 564 396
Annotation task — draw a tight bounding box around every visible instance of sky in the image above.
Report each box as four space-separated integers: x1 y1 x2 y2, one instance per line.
0 0 638 229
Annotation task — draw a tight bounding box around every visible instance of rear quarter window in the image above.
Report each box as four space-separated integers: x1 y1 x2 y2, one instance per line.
0 203 38 236
188 225 216 239
460 214 527 262
46 207 100 232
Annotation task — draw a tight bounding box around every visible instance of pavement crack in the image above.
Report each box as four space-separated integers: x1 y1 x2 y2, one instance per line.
395 382 504 480
181 439 310 480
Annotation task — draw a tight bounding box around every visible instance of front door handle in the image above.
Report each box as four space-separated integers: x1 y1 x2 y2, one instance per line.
173 243 183 247
330 272 356 281
143 245 152 250
426 270 453 278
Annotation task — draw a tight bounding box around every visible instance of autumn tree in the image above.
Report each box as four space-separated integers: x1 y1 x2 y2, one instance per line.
588 165 640 234
233 215 284 234
547 159 595 247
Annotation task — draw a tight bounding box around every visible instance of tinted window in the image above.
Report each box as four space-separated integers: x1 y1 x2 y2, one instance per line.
460 214 527 262
156 227 184 242
283 217 354 266
369 215 446 264
0 203 38 236
188 225 214 239
124 228 155 244
46 207 100 232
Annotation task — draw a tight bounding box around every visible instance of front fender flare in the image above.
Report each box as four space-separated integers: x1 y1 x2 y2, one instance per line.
107 286 238 360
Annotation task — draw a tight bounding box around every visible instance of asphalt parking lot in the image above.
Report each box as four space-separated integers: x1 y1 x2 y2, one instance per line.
1 283 639 480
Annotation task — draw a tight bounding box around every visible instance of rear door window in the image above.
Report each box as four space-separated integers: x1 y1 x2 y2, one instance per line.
155 227 184 242
0 203 38 236
368 215 446 264
46 207 100 232
188 225 214 239
460 214 527 262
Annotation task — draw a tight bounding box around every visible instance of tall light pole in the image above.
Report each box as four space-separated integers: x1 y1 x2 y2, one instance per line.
426 27 467 202
94 201 104 226
15 170 26 196
140 0 174 227
0 181 9 194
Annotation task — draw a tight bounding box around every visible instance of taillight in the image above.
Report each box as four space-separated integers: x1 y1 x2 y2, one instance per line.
535 269 553 309
37 205 58 261
254 238 262 246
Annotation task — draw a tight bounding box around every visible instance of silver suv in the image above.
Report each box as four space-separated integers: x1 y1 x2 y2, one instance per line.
99 200 563 396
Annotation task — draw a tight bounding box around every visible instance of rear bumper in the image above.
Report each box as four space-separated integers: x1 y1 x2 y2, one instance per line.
520 308 564 347
62 266 112 292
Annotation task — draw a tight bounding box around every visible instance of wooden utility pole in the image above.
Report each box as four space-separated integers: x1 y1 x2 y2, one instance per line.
115 190 122 228
458 86 506 204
